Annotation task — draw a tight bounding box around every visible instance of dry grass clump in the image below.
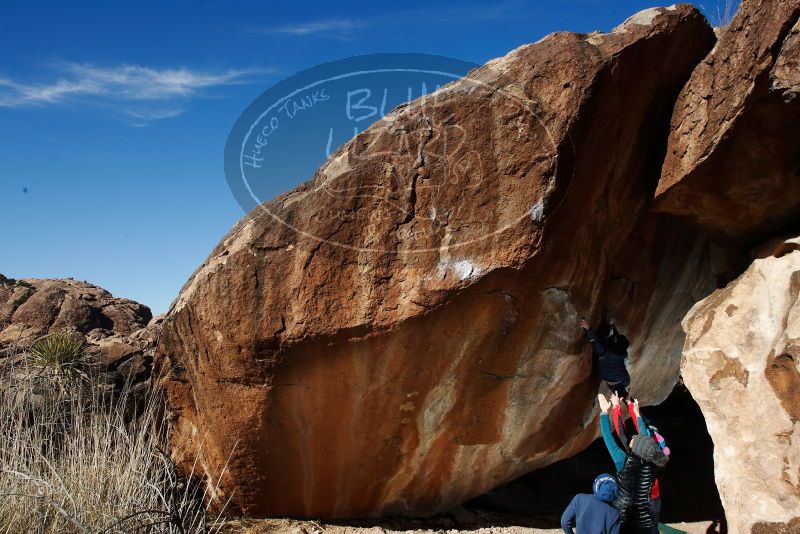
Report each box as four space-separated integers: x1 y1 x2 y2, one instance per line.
706 0 737 29
0 340 227 533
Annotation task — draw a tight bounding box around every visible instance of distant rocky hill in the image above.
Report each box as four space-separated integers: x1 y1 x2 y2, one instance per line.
0 276 160 387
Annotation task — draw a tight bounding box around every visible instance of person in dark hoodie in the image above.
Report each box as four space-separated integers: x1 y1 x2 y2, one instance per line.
581 318 631 398
560 473 621 534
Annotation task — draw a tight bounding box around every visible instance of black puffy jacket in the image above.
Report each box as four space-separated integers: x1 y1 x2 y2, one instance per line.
613 454 657 533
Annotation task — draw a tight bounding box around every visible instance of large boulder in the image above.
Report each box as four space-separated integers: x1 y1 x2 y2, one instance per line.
655 0 800 245
0 276 158 385
158 6 717 518
681 236 800 533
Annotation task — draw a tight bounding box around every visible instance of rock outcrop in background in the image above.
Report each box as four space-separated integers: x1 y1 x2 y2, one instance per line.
681 237 800 533
158 5 720 518
0 276 159 386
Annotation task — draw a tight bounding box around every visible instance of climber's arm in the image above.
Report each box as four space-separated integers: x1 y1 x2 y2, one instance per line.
600 413 626 471
598 394 626 471
583 327 606 355
632 399 651 437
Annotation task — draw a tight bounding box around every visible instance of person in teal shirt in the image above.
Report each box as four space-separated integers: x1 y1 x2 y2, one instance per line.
597 394 668 533
599 394 651 471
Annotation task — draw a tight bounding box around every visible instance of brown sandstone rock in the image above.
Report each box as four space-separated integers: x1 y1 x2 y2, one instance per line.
681 236 800 532
0 276 157 384
772 17 800 100
655 0 800 245
158 6 716 518
0 277 151 343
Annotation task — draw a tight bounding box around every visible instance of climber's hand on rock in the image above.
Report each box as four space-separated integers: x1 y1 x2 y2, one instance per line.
610 392 620 407
580 318 590 330
633 398 641 417
597 394 611 412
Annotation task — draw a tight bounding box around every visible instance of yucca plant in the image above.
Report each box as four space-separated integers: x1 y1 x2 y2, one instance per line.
28 332 89 380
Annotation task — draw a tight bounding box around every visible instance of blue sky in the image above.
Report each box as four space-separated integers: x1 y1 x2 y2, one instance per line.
0 0 734 315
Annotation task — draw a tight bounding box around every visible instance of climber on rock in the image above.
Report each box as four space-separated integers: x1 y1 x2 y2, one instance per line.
560 473 621 534
581 317 631 398
597 393 669 534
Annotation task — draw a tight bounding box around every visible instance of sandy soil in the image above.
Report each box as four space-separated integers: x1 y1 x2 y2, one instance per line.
219 517 722 534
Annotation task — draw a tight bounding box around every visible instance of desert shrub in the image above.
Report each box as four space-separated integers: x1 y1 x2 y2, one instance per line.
0 359 227 533
28 332 89 380
707 0 737 28
0 274 32 288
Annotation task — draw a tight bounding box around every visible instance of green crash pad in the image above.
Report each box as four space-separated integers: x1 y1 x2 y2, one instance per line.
658 524 688 534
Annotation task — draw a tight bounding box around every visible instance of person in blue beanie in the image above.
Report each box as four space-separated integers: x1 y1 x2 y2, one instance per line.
561 473 621 534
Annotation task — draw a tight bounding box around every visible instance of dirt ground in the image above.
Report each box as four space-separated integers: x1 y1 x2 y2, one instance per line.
219 517 722 534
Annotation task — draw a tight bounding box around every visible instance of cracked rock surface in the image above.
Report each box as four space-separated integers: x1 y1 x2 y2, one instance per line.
655 0 800 246
157 5 718 518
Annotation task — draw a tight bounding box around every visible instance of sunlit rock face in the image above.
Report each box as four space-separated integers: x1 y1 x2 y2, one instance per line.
655 0 800 246
0 277 151 344
157 6 716 518
681 237 800 533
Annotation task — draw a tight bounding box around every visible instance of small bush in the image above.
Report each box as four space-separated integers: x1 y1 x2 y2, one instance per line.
707 0 737 29
0 275 32 288
29 332 89 379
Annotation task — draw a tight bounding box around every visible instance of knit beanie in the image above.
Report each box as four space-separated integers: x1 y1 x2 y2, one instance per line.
631 434 669 468
592 473 619 503
653 430 671 457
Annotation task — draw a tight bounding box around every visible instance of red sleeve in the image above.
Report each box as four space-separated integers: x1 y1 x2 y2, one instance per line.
612 405 622 435
628 402 640 432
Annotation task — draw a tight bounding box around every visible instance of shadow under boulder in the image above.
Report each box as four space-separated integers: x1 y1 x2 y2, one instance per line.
460 383 725 529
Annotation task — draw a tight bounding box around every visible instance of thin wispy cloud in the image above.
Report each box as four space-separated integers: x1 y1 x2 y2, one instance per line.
252 1 521 39
0 63 267 124
259 18 364 37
